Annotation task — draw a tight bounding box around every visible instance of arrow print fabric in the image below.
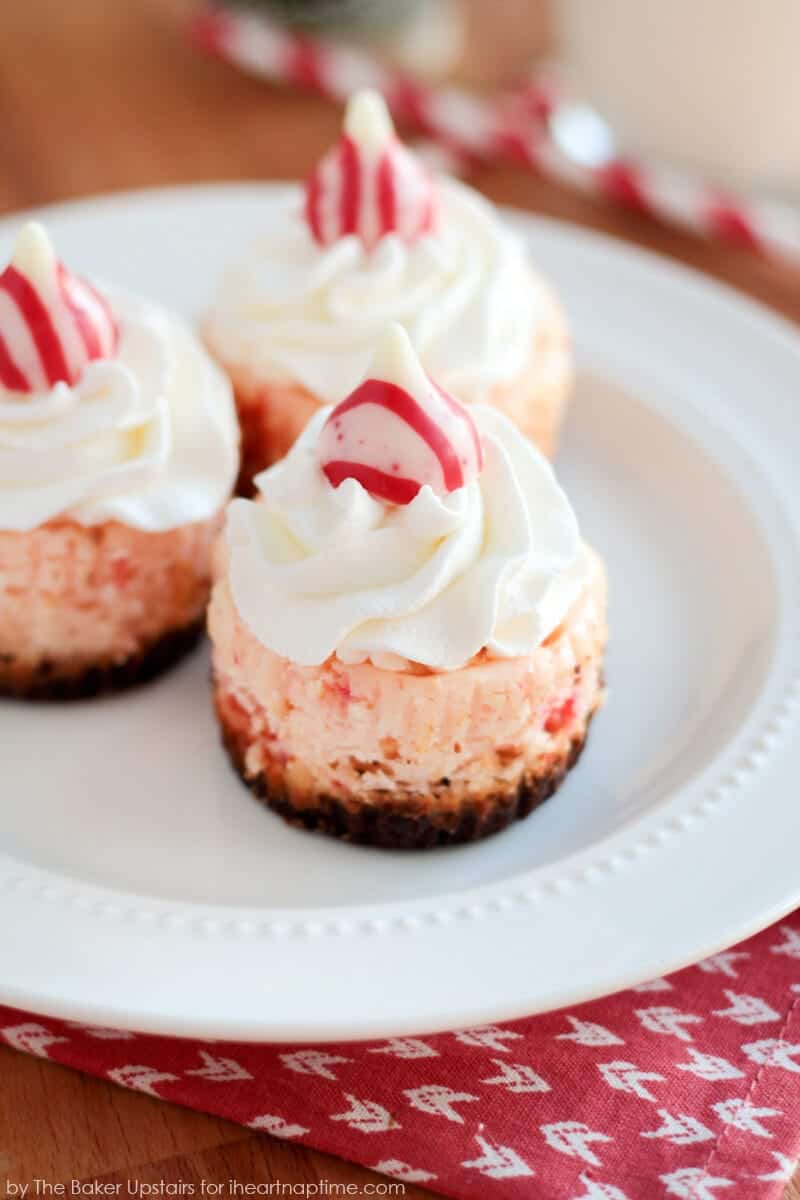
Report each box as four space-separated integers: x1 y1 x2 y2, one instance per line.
1 914 799 1198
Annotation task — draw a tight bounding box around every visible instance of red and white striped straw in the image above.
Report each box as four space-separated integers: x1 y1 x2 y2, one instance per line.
191 5 800 267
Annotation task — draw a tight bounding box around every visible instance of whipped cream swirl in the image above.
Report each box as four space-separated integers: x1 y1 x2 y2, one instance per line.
205 178 542 406
226 405 589 671
0 290 239 533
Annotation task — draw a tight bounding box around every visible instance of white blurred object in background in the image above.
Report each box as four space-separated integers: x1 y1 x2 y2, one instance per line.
555 0 800 197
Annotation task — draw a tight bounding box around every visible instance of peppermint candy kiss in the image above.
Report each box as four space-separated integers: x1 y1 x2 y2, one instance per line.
0 222 118 393
317 323 483 505
304 90 437 250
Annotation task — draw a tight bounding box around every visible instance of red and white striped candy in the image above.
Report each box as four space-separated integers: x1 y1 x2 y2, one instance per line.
0 222 118 393
304 89 437 250
194 10 800 268
317 323 483 505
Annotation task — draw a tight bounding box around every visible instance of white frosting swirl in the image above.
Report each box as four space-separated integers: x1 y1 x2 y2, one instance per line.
0 291 239 533
226 405 588 671
205 180 542 404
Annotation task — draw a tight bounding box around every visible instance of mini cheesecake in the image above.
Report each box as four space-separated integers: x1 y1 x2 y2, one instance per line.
0 223 239 698
203 90 572 492
209 324 605 848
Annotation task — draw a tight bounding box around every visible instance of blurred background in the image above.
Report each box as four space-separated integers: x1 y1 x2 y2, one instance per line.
0 0 797 318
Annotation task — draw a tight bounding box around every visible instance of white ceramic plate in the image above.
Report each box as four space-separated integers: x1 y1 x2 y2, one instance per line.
1 185 799 1042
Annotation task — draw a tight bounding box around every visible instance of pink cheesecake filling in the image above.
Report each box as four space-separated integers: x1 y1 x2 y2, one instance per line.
0 515 222 672
209 549 606 802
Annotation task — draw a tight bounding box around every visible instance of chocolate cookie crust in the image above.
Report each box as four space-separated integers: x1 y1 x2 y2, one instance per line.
219 710 591 850
0 619 204 702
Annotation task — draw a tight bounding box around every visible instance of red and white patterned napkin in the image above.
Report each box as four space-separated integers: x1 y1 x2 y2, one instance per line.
3 911 799 1198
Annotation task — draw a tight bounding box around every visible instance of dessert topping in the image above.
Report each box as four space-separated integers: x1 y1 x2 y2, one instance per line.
317 323 483 504
0 223 117 393
304 90 437 250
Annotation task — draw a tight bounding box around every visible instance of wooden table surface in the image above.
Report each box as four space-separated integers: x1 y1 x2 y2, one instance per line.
0 1 797 1197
